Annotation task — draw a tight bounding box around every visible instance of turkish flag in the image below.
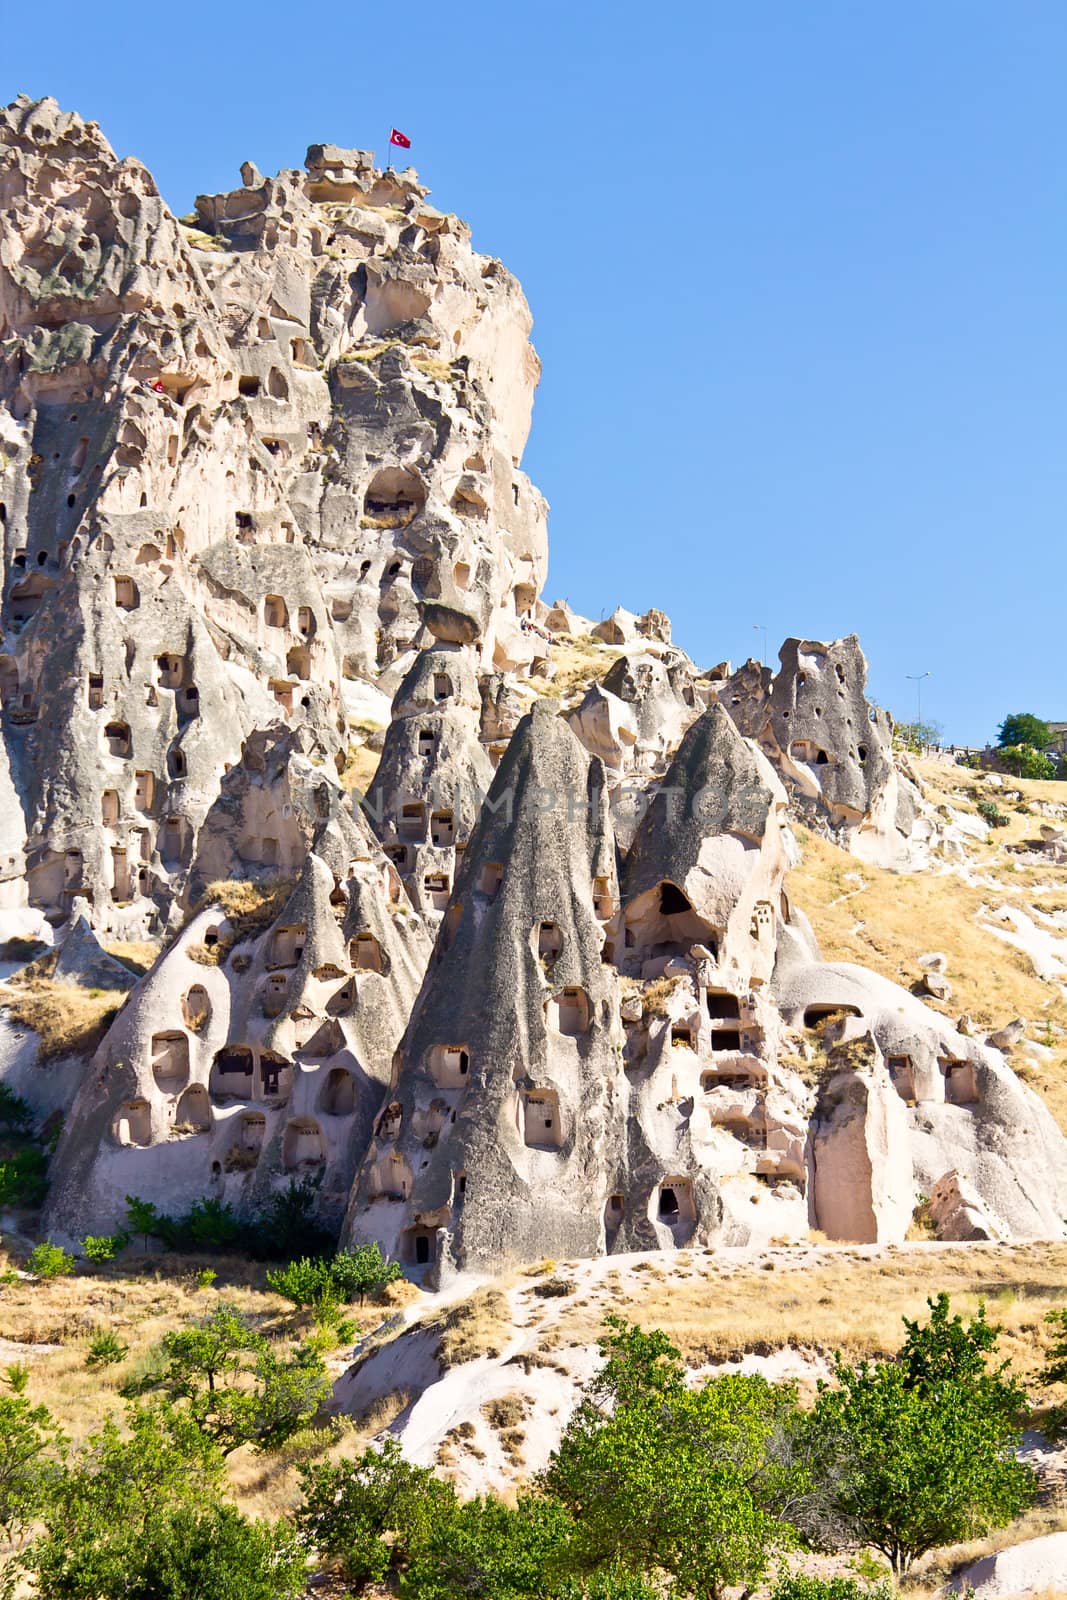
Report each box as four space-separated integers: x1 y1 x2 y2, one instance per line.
389 128 411 149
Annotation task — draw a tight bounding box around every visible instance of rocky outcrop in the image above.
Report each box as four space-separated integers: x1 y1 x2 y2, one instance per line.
719 636 922 865
343 703 624 1279
6 95 1067 1266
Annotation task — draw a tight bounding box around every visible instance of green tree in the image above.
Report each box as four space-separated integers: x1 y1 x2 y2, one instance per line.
892 719 943 755
298 1437 456 1587
399 1493 576 1600
122 1304 329 1455
998 744 1056 780
1040 1306 1067 1437
329 1243 403 1305
25 1402 225 1600
810 1296 1033 1575
0 1392 66 1545
998 712 1051 750
124 1503 307 1600
543 1317 802 1600
125 1195 161 1253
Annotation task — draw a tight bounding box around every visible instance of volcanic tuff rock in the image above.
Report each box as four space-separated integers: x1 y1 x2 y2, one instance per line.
2 96 1065 1274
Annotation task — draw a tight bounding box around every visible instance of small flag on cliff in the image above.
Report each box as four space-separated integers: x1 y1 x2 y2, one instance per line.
389 128 411 150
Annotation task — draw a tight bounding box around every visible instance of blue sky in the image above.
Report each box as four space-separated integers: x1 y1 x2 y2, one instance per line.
8 1 1064 742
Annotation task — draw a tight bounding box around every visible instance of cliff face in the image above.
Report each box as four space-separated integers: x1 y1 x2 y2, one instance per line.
0 93 546 936
4 95 1065 1274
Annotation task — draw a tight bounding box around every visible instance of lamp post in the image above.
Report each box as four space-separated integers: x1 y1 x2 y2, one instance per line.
906 671 931 745
752 623 768 669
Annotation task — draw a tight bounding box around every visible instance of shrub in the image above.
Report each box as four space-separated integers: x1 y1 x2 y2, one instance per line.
126 1503 308 1600
266 1256 335 1309
86 1332 129 1369
0 1145 48 1208
0 1086 33 1134
998 744 1056 780
27 1241 75 1280
81 1233 127 1264
298 1438 456 1587
771 1580 892 1600
977 799 1010 827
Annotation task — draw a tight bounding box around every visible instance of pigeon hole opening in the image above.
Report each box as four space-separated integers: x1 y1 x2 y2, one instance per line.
803 1005 861 1029
174 1084 211 1133
429 1044 470 1088
283 1117 325 1169
378 1102 403 1139
239 1112 265 1151
113 1098 152 1147
182 985 211 1030
657 1176 696 1228
940 1057 979 1106
706 990 741 1021
522 1088 562 1150
105 721 131 758
423 873 450 912
430 809 454 847
433 672 453 701
537 920 563 960
211 1045 255 1098
545 986 591 1037
264 594 288 628
350 932 385 973
478 861 504 899
268 924 306 968
151 1031 190 1094
262 972 288 1017
886 1054 915 1100
399 803 426 841
320 1067 355 1116
402 1226 437 1266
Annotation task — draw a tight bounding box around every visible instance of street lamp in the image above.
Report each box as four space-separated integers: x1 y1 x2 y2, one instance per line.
752 623 768 669
906 672 931 741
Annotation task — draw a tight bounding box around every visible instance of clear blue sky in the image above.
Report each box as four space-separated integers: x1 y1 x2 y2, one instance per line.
8 1 1065 743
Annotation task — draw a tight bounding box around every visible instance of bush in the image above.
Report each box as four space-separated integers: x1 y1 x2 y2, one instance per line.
771 1579 892 1600
82 1233 127 1264
977 799 1009 828
85 1332 129 1369
124 1502 308 1600
298 1438 455 1587
0 1086 33 1134
266 1256 335 1309
268 1243 402 1309
27 1241 75 1280
0 1145 48 1208
998 744 1056 780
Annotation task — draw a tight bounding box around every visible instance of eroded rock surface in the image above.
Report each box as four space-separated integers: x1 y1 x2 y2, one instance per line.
0 96 1062 1268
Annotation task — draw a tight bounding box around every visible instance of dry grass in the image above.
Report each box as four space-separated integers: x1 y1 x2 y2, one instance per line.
1 981 124 1061
788 824 1067 1129
432 1287 511 1369
549 1242 1067 1377
186 876 298 965
527 632 623 703
410 355 455 382
102 940 161 977
340 742 381 795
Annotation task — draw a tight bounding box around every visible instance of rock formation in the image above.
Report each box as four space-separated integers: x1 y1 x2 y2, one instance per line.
2 95 1065 1273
